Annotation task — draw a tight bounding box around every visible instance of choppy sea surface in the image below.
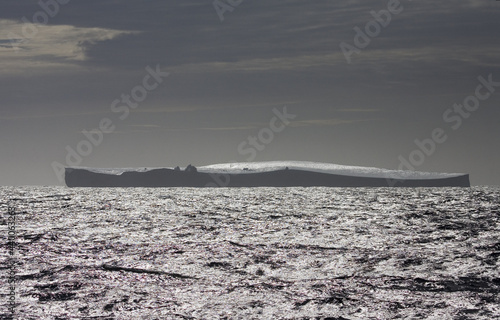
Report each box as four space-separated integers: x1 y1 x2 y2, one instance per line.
1 186 499 320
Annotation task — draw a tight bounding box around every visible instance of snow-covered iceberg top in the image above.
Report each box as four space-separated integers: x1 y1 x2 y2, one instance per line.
68 161 465 180
198 161 464 180
68 167 153 176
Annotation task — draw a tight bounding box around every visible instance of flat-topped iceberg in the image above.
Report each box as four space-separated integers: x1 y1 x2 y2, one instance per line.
198 161 464 180
65 161 470 187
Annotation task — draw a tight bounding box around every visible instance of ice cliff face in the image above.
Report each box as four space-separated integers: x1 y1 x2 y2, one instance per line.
198 161 465 180
70 161 465 180
65 161 470 187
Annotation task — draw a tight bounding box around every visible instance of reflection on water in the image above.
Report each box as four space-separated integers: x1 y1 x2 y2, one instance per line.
1 186 499 319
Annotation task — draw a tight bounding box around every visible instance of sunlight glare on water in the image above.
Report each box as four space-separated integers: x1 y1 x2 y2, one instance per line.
1 186 499 319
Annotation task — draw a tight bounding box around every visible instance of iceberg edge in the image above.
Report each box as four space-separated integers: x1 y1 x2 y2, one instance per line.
65 161 470 187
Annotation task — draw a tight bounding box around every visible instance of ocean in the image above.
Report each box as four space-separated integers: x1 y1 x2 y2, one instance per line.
1 186 499 319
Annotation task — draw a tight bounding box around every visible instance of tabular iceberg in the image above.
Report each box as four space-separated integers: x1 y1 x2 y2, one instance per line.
65 161 470 187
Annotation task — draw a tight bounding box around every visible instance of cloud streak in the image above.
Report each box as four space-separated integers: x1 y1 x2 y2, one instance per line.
0 19 137 74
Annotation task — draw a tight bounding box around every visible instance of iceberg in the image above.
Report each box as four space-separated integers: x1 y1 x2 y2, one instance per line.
65 161 470 187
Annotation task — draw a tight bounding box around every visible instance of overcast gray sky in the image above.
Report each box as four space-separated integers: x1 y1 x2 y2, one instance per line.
1 0 499 186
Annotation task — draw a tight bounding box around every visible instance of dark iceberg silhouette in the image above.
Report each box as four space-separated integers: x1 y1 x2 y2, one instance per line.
65 162 470 187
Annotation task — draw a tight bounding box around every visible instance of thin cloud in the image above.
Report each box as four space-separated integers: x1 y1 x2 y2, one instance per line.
288 118 375 128
189 118 375 132
336 108 381 113
195 125 258 131
0 110 110 121
128 124 161 128
165 45 500 75
0 19 138 74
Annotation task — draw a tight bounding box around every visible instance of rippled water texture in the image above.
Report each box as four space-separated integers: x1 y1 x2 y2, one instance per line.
1 186 499 319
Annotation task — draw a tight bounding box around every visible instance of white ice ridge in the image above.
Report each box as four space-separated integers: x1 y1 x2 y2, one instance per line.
198 161 464 180
70 161 465 180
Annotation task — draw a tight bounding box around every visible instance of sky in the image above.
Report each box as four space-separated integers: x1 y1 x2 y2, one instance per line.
1 0 499 186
